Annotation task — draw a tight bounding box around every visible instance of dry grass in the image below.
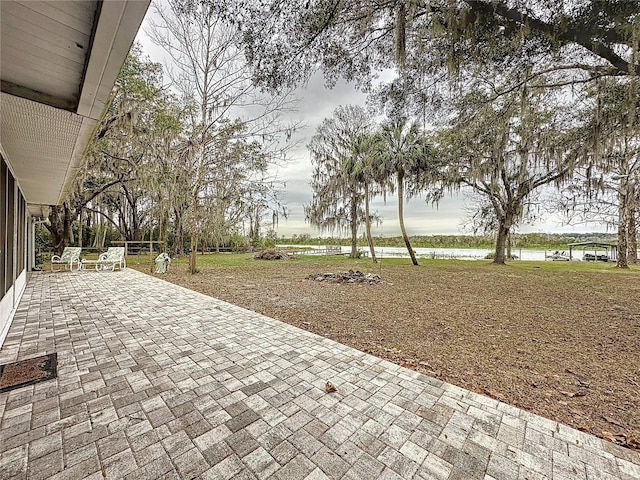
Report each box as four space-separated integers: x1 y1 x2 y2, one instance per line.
131 254 640 450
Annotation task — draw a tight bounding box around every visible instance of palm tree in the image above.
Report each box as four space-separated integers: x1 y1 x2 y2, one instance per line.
376 121 432 266
306 105 375 258
351 134 383 263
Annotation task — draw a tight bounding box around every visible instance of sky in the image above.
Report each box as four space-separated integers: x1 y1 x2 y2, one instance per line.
135 2 608 238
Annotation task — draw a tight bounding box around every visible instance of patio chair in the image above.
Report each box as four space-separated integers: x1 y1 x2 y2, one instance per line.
81 247 126 271
51 247 82 271
97 246 126 271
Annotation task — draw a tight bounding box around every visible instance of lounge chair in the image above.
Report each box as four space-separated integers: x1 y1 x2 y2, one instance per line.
51 247 82 271
81 247 126 271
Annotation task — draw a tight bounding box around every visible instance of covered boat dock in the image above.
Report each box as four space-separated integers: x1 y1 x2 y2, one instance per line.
567 241 618 262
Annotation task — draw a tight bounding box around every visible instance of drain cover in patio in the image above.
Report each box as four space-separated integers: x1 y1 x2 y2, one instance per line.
0 353 57 393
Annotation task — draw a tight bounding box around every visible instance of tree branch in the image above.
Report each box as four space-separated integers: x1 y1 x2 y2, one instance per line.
464 0 638 75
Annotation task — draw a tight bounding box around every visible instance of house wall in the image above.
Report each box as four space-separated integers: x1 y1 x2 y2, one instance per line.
0 153 27 347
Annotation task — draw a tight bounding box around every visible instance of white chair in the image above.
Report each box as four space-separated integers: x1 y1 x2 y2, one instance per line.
81 247 126 271
51 247 82 271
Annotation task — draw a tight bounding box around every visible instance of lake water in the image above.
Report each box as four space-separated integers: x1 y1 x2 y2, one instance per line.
277 245 584 261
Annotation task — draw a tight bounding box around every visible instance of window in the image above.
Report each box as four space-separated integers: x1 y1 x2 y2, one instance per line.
17 192 25 274
6 166 15 291
1 157 6 296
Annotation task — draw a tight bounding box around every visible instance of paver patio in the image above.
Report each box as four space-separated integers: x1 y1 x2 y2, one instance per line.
0 269 638 479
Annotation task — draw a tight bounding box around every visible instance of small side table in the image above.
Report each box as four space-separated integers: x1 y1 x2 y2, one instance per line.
80 259 103 271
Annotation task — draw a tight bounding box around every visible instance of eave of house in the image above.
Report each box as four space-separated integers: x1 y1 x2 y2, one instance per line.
0 0 150 215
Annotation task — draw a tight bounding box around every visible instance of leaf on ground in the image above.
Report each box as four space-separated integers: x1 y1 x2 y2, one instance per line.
484 389 507 402
603 416 625 428
325 381 337 393
559 390 586 398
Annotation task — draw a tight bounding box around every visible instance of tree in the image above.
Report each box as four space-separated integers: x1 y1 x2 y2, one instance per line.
351 134 384 263
306 105 375 258
44 204 73 255
433 86 582 264
376 121 433 266
46 46 181 252
215 1 640 96
590 80 640 268
149 0 296 273
558 79 640 267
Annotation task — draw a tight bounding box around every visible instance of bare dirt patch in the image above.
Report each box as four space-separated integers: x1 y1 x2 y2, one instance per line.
135 258 640 450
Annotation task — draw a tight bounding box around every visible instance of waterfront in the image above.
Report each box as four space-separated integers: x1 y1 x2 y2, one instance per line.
279 245 581 261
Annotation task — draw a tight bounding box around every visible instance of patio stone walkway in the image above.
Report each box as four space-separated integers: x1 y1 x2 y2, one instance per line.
1 269 639 479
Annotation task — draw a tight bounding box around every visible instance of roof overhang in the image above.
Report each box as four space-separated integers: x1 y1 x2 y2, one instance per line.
0 0 150 215
567 242 618 248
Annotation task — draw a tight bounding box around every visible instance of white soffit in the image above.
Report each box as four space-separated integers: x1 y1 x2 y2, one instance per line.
0 0 150 208
0 93 87 205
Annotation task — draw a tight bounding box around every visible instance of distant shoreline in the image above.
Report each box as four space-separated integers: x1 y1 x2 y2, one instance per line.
277 232 618 251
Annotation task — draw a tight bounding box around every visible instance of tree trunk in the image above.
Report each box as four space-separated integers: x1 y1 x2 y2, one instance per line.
493 208 517 265
506 233 512 259
617 184 629 269
364 182 377 263
397 169 418 266
493 221 510 265
350 191 358 258
190 233 198 274
627 206 637 264
92 210 101 248
132 212 141 241
46 204 73 255
78 209 83 248
189 190 199 274
101 225 107 249
173 207 184 256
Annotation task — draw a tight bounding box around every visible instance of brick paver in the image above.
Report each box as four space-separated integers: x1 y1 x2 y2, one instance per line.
1 269 638 479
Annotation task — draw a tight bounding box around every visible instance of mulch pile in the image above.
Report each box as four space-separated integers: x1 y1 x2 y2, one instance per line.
308 270 383 284
254 250 292 260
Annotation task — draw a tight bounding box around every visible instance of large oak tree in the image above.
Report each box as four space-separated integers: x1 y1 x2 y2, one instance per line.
433 85 584 264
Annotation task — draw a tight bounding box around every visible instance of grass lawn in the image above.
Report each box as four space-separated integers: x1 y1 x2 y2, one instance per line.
129 252 640 451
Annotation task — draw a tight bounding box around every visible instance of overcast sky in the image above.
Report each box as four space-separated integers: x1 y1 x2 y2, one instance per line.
135 3 608 238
